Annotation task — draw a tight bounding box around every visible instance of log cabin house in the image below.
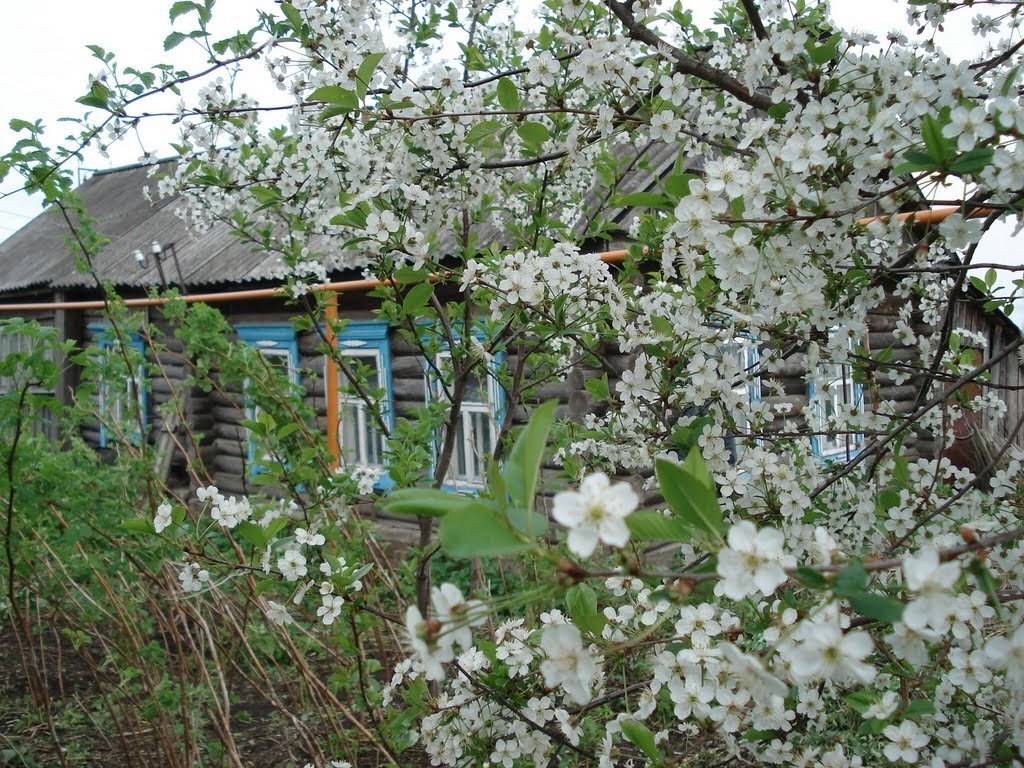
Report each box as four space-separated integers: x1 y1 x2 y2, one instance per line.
0 156 1021 532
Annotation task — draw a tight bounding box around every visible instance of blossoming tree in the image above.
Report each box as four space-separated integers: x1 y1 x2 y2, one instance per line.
5 0 1024 765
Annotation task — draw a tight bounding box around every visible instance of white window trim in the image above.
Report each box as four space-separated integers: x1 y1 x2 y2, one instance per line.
337 345 388 472
809 335 866 460
430 348 503 492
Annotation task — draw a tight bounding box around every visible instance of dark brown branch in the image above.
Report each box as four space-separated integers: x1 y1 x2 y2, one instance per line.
603 0 774 111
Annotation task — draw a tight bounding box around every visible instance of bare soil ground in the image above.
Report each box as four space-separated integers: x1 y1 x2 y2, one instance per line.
0 625 380 767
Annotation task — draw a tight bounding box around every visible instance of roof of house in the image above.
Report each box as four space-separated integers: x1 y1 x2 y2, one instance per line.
0 143 693 296
0 160 314 294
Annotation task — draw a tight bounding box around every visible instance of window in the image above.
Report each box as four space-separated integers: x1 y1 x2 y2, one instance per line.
336 321 393 487
809 335 865 460
88 322 147 448
0 327 53 393
426 335 504 492
236 324 300 472
718 339 761 464
0 322 59 440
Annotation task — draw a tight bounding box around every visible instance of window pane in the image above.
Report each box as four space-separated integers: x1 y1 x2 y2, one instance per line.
339 402 362 464
361 357 381 390
719 341 756 465
454 416 469 479
337 351 387 472
262 348 294 381
431 344 499 488
472 411 492 464
463 370 487 403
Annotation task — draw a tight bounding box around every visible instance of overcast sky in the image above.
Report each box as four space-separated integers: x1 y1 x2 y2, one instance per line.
0 0 1019 315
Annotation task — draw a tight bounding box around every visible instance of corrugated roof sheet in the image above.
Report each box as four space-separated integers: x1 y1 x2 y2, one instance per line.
0 160 303 294
0 144 673 295
0 163 177 293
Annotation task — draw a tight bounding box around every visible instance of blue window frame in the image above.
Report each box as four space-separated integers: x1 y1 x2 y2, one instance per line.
808 334 865 461
88 322 147 448
718 338 761 465
336 321 394 490
423 326 505 492
236 324 301 474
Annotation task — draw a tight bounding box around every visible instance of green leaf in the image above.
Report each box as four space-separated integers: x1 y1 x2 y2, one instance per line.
120 518 154 534
1000 64 1022 97
584 373 610 402
356 52 385 99
626 510 692 542
381 488 481 517
655 453 723 542
307 86 359 111
438 506 531 558
281 2 303 32
876 487 901 514
620 719 659 764
566 582 598 617
236 521 268 548
77 82 112 110
893 149 940 175
402 282 435 314
163 31 188 51
8 118 39 134
831 560 868 597
506 505 549 537
265 516 290 540
794 566 829 590
169 1 198 21
922 114 950 163
465 120 503 147
318 105 355 122
566 583 606 636
477 639 498 664
681 448 715 495
767 102 790 120
615 192 673 210
496 77 520 112
807 33 841 65
860 717 888 735
662 173 696 200
844 690 876 715
516 121 549 149
902 699 935 719
950 147 994 175
504 399 557 512
847 591 904 624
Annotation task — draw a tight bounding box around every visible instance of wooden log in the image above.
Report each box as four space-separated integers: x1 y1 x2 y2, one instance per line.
393 378 428 400
214 437 245 458
213 404 247 423
391 356 426 377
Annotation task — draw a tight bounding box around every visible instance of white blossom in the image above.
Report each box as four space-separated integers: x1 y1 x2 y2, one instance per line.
265 600 294 626
278 549 308 582
883 720 929 763
902 549 962 633
716 521 795 599
539 624 598 705
153 502 173 534
552 472 639 558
